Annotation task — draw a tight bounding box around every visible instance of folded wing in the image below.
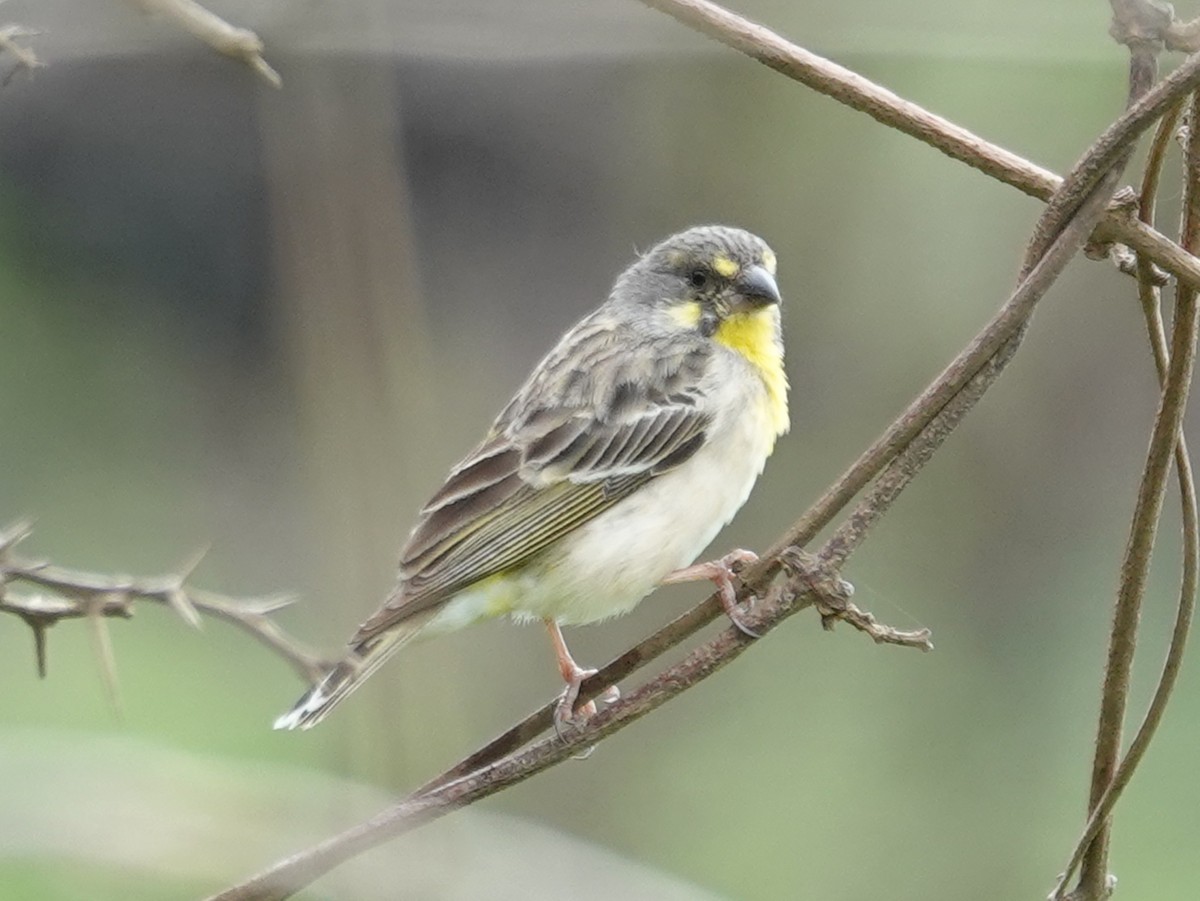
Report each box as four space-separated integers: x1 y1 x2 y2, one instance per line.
353 325 712 642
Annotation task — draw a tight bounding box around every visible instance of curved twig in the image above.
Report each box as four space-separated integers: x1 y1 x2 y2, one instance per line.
1069 81 1200 898
1051 96 1199 901
636 0 1200 295
207 530 918 901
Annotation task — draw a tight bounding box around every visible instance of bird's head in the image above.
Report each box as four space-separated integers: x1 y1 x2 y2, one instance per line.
616 225 781 340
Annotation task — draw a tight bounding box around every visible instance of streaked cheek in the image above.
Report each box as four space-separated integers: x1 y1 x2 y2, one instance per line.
668 300 703 329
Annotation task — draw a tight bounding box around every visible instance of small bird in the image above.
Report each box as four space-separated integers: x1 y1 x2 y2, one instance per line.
274 225 788 730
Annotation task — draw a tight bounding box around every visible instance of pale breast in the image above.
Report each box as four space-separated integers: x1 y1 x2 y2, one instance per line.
513 357 783 625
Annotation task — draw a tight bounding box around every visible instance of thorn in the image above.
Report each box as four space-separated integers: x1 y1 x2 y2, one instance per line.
175 543 210 583
0 519 33 554
167 587 202 629
244 594 297 615
23 617 49 678
87 594 124 721
249 54 281 88
164 546 207 628
32 623 47 681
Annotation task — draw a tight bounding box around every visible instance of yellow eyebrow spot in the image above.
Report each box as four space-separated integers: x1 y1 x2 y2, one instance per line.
711 255 740 278
669 300 703 328
760 248 776 275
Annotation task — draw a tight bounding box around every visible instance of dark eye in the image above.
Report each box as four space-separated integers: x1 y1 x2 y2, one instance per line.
688 269 709 289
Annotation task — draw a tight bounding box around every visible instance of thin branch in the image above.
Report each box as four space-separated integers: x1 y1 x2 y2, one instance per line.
130 0 280 87
636 0 1200 296
808 185 1112 582
207 544 920 901
752 38 1200 589
414 181 1113 798
780 548 933 648
0 522 333 684
820 598 933 648
87 597 125 718
1024 25 1160 269
1071 81 1200 901
1052 97 1200 901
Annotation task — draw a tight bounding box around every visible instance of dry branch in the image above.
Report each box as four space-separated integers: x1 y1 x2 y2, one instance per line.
130 0 280 86
208 552 924 901
639 0 1200 296
0 522 332 685
1072 91 1200 901
1052 93 1200 901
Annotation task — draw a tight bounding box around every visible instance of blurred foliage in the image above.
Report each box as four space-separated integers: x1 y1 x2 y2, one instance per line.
1 4 1199 900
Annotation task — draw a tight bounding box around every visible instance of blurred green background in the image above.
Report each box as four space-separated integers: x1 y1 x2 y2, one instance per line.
2 0 1198 898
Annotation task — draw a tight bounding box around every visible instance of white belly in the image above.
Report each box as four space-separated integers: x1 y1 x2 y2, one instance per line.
422 346 788 637
510 386 780 625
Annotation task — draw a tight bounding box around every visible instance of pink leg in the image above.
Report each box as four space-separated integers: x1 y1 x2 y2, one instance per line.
544 619 620 727
663 548 762 638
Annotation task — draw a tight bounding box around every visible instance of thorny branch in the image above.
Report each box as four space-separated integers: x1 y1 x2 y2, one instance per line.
4 0 279 85
207 5 1200 900
0 522 332 687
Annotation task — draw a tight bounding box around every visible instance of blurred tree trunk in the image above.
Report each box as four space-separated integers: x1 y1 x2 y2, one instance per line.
257 57 438 778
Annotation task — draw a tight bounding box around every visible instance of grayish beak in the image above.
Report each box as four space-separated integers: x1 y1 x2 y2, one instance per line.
734 265 781 308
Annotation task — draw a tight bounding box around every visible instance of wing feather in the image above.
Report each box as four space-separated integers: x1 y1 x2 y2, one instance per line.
421 440 520 513
353 321 713 642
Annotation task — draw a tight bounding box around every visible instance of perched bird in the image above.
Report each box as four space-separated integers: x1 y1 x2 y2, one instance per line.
275 225 788 730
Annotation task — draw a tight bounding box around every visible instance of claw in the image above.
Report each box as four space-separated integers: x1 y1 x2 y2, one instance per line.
663 548 762 638
553 666 598 729
545 619 618 733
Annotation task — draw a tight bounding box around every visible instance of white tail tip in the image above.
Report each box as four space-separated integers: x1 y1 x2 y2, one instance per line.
273 627 415 731
273 682 333 731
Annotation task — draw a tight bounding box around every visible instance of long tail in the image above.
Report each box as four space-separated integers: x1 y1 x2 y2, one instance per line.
273 622 421 731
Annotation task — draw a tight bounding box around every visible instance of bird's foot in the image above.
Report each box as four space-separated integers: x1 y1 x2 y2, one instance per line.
665 548 762 638
554 665 620 731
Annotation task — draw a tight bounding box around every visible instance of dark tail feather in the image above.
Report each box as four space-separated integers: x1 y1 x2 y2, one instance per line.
273 624 418 730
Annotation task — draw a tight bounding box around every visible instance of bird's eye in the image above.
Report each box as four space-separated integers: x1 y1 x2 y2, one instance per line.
688 269 709 289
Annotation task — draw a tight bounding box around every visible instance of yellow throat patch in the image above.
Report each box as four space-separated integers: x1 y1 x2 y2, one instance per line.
714 307 789 438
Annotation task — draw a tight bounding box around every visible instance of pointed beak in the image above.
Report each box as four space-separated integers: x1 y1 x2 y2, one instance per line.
734 265 781 308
